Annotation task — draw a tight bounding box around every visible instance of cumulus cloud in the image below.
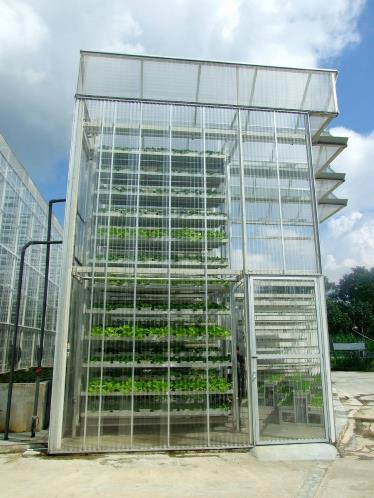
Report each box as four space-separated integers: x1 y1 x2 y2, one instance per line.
0 0 368 227
323 218 374 280
0 1 49 83
329 127 374 212
329 211 363 238
321 126 374 281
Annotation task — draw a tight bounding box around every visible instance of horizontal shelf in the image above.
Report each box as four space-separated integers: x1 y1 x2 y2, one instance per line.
82 390 233 397
91 284 231 293
98 188 225 198
74 265 238 277
87 336 231 342
84 361 231 369
93 240 228 252
95 236 227 244
96 190 225 207
94 212 227 228
87 309 230 316
84 124 307 144
82 409 230 418
99 168 225 182
100 148 226 160
254 314 316 321
91 261 229 269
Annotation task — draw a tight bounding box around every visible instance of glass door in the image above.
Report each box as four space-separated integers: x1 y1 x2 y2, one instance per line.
249 276 329 444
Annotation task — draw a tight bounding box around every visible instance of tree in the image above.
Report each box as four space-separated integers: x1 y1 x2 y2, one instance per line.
326 266 374 340
326 300 352 337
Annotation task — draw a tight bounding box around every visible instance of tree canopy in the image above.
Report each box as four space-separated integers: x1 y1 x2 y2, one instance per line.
327 266 374 341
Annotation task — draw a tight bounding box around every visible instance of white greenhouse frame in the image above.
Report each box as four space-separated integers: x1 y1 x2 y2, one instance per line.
49 53 346 453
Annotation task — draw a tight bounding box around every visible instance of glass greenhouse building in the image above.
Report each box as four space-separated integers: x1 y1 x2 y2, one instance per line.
0 134 63 373
49 52 347 453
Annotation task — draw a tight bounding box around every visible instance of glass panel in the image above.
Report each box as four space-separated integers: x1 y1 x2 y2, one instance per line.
79 53 338 114
241 110 284 273
240 110 318 274
54 99 331 452
252 278 326 442
0 134 62 374
59 100 251 451
275 113 317 273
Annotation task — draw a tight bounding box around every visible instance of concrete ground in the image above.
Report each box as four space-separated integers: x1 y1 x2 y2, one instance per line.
0 371 373 498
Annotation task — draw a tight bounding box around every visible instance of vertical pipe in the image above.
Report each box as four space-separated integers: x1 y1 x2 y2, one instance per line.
31 198 65 437
4 241 62 441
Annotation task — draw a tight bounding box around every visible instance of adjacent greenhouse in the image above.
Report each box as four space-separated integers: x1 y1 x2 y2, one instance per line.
49 53 347 453
0 134 63 373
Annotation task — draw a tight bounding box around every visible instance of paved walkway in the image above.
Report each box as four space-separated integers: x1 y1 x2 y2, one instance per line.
0 371 373 497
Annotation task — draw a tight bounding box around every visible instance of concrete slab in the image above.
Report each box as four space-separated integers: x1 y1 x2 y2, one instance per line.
0 440 28 454
331 371 374 399
0 451 321 498
352 406 374 421
0 430 48 454
316 457 374 498
250 443 337 461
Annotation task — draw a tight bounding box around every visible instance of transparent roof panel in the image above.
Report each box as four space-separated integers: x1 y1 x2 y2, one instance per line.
315 177 344 201
312 141 347 173
318 201 346 223
78 52 338 115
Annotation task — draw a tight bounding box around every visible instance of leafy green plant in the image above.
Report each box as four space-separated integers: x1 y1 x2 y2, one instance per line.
97 227 226 241
91 324 230 339
87 375 231 395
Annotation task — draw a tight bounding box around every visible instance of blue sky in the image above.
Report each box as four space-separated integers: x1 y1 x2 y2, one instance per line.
0 0 373 281
331 3 374 133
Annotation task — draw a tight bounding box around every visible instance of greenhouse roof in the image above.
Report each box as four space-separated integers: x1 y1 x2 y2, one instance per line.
0 134 63 232
77 51 338 116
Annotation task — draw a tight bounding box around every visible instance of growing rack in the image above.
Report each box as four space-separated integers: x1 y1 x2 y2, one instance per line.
63 127 250 450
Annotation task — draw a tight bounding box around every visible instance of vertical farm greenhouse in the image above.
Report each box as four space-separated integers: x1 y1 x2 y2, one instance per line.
49 52 347 452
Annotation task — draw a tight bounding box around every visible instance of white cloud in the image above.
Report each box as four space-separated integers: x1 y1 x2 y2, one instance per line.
219 0 241 40
321 126 374 281
0 0 368 226
0 1 49 83
329 211 363 238
329 127 374 212
323 218 374 281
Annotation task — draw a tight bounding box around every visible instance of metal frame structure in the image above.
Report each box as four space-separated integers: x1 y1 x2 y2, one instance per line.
49 53 346 453
4 238 63 440
0 135 63 374
248 275 335 445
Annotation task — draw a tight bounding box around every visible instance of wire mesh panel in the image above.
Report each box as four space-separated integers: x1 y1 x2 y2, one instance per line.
51 75 336 452
240 110 318 274
250 277 327 443
57 100 253 452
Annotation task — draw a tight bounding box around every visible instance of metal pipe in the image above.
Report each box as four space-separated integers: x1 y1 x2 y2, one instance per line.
31 198 65 437
4 239 62 441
